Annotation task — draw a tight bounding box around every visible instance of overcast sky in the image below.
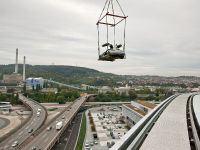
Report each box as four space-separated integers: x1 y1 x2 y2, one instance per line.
0 0 200 76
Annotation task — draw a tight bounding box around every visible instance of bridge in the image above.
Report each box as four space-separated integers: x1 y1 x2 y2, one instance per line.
44 79 83 90
0 94 47 150
111 93 200 150
21 95 92 150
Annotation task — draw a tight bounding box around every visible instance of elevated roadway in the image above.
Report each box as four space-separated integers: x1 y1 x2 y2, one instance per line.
139 94 191 150
22 96 88 150
111 93 200 150
193 95 200 131
0 94 47 150
45 79 82 90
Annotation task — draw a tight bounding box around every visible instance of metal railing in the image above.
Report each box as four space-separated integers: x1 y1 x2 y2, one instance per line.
187 95 200 150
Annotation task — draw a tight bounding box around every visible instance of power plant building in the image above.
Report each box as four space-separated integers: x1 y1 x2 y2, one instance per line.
2 48 23 84
3 74 23 84
26 77 44 89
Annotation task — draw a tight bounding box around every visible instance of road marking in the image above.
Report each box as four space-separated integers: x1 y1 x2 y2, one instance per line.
44 137 49 143
3 145 9 149
64 118 77 150
41 134 47 138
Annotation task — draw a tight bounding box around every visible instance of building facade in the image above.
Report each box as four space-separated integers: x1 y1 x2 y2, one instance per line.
3 74 22 84
26 77 44 89
122 100 156 127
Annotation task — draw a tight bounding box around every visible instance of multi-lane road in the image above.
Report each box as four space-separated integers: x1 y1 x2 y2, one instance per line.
22 96 87 150
52 112 83 150
0 94 47 150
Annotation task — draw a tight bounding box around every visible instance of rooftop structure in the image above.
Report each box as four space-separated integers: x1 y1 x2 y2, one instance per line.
114 85 131 96
140 94 191 150
122 100 156 127
98 86 113 94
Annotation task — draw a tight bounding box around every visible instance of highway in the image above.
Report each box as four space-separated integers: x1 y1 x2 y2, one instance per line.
0 94 47 150
52 112 83 150
22 96 87 150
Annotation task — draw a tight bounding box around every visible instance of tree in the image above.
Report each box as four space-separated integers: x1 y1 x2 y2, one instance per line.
129 90 137 100
32 85 35 91
57 96 65 104
23 83 26 93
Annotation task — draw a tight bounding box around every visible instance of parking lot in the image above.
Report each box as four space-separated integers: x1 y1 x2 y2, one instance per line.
85 105 129 150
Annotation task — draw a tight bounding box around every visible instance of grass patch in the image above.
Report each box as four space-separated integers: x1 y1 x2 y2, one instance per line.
75 112 86 150
47 108 58 111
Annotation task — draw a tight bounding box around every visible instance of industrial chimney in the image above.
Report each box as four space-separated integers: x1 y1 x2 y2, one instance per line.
23 56 26 81
15 48 18 73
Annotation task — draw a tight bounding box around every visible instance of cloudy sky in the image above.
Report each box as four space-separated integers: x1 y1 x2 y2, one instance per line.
0 0 200 76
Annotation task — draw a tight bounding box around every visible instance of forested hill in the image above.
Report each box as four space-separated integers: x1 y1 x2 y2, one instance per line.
0 64 117 86
0 64 199 87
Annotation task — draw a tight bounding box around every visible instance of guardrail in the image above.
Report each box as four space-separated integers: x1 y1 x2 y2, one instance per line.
187 95 200 150
110 94 178 150
192 95 200 140
17 95 48 149
45 97 88 150
0 95 33 143
25 96 48 129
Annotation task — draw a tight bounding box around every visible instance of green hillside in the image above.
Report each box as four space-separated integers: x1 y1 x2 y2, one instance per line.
0 64 118 86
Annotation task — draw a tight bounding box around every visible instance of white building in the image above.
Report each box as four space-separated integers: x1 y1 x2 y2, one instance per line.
81 84 97 90
191 88 200 92
26 77 44 89
0 86 7 93
98 86 113 94
0 102 12 114
114 85 131 96
122 100 156 127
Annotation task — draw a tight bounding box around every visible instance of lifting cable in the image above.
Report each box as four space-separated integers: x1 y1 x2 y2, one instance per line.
97 0 109 56
111 0 116 47
106 0 111 50
97 0 127 55
116 0 126 52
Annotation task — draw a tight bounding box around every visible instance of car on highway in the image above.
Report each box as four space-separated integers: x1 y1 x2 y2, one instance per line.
90 142 94 146
37 111 40 117
85 143 90 149
11 141 18 147
28 128 33 133
31 146 41 150
46 126 52 131
31 147 36 150
56 121 63 130
94 140 98 145
62 115 65 119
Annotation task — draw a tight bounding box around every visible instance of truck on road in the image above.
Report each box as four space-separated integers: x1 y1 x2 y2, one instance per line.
56 121 63 130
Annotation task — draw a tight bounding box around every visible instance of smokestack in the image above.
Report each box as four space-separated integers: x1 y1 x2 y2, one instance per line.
23 56 26 81
15 48 18 73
